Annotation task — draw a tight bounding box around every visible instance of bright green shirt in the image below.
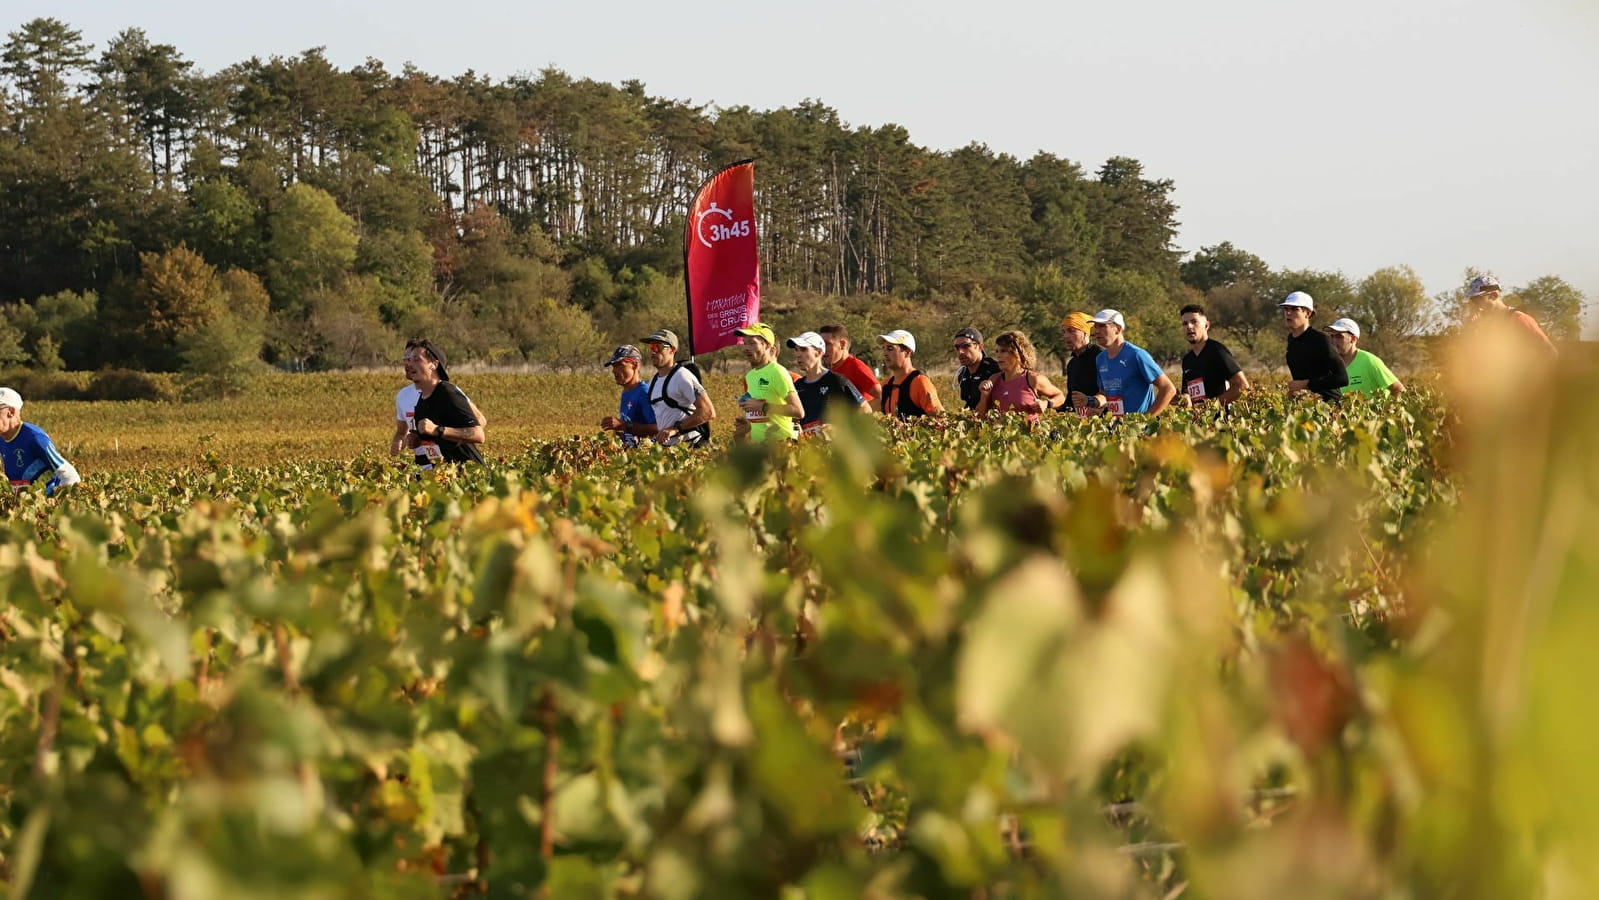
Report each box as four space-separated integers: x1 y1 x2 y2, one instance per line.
1342 349 1399 395
744 361 799 441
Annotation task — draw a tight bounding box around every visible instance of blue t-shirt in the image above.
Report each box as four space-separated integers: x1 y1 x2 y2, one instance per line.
1094 341 1164 415
618 382 656 447
4 423 74 496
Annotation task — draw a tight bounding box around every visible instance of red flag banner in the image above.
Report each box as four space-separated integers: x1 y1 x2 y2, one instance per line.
685 160 760 356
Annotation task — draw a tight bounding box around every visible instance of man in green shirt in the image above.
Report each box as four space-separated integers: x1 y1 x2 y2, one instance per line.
1327 318 1404 396
733 322 804 441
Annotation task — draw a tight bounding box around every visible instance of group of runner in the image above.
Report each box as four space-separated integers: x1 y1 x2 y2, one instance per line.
587 273 1557 447
0 273 1556 491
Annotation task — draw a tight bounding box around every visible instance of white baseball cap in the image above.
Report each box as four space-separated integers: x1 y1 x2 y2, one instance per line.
0 387 21 411
877 330 917 352
785 331 825 350
1089 309 1126 328
1279 291 1315 311
1326 318 1361 338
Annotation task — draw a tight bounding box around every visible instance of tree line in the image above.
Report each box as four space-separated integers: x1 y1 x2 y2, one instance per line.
0 17 1586 393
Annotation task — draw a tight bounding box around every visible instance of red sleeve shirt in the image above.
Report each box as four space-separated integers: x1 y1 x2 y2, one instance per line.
830 355 880 403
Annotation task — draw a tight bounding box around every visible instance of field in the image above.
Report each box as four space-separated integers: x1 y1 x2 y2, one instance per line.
2 345 1598 899
27 372 754 473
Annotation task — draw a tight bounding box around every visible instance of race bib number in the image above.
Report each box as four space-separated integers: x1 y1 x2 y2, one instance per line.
744 409 768 424
801 421 826 437
1106 396 1126 416
1185 378 1206 401
421 440 444 462
1074 405 1092 418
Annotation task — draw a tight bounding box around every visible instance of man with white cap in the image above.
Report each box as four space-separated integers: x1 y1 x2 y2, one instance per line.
1325 319 1404 397
788 331 868 436
1084 310 1175 416
733 322 804 442
599 344 657 446
0 388 81 497
876 330 944 419
1464 273 1555 352
1280 291 1348 403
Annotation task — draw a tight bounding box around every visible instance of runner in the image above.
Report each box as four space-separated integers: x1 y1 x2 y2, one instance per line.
392 340 486 457
0 388 80 497
732 322 803 442
877 330 944 419
788 331 868 436
1178 304 1249 406
1085 310 1176 416
1279 292 1349 403
402 339 485 465
953 326 1002 411
819 324 880 407
1325 319 1404 396
1465 273 1556 352
974 330 1065 424
598 344 658 445
1061 311 1103 417
642 328 717 446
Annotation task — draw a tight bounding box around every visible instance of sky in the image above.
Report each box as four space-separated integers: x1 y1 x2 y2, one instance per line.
19 0 1599 330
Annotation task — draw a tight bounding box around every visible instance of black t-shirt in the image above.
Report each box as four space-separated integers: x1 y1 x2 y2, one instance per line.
957 356 1002 410
1285 328 1349 403
413 381 484 464
794 371 864 432
1180 339 1244 404
1065 345 1101 411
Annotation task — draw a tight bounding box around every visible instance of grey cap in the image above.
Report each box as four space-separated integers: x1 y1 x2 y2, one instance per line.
641 329 679 349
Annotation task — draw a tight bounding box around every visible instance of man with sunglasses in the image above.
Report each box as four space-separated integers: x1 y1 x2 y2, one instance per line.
399 339 485 466
953 326 1002 411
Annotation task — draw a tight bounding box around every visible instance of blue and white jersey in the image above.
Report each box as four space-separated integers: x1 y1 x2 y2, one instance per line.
4 423 80 496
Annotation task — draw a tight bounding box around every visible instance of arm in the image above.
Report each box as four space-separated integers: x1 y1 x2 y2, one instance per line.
781 383 804 421
390 418 409 455
1149 374 1177 416
1306 341 1349 395
1220 371 1249 406
468 398 488 429
914 376 945 414
974 380 995 416
1031 372 1065 411
1388 381 1406 396
677 392 717 431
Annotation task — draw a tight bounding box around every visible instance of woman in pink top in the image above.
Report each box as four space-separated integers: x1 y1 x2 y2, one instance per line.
975 330 1066 424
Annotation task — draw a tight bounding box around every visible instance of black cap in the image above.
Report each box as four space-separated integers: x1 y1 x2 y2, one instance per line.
954 326 983 345
407 339 450 381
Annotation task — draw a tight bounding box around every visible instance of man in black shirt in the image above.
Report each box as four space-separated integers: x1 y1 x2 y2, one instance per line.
953 326 1002 411
1179 304 1249 406
1279 292 1348 403
1060 311 1102 416
403 339 485 465
787 331 868 436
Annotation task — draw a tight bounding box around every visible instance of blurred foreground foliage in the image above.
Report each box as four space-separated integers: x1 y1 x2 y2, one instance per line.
1 327 1595 899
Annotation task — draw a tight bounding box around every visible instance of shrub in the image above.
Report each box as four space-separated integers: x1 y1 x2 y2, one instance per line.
85 369 177 402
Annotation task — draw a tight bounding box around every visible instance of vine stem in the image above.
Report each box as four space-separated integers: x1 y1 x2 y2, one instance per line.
539 687 559 897
33 662 66 780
